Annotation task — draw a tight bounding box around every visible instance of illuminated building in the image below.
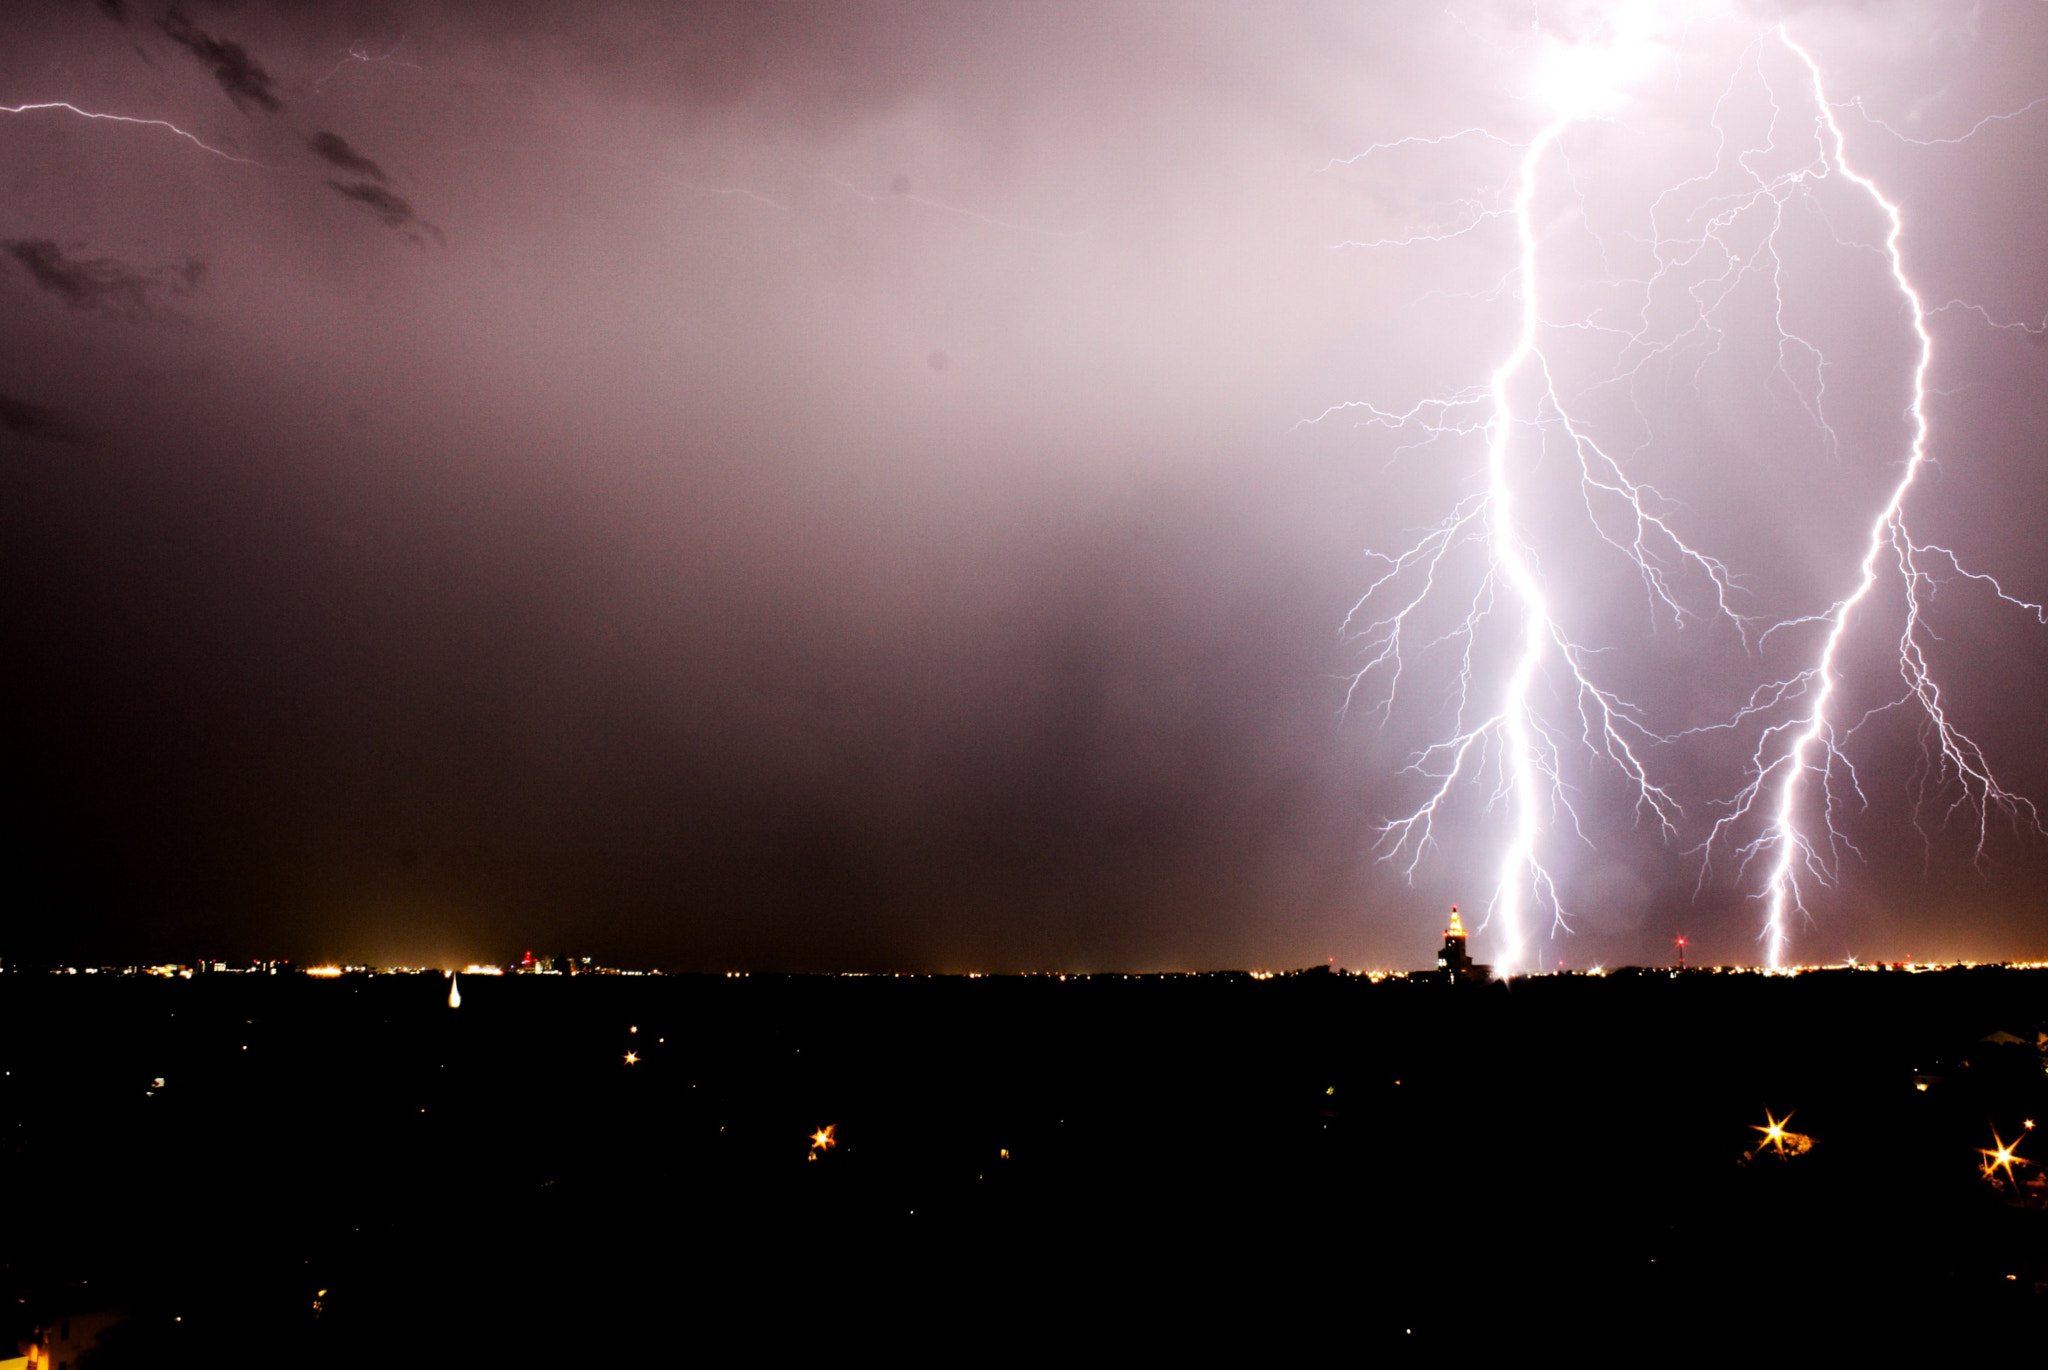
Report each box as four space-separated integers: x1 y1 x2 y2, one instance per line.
18 1309 128 1369
1433 906 1493 984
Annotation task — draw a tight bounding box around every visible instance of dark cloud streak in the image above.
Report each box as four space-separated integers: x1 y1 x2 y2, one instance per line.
159 8 284 114
0 392 89 446
307 132 390 183
325 180 443 244
3 239 182 318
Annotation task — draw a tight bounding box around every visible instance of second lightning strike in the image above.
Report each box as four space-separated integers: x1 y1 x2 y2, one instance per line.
1715 34 2044 969
1320 7 2046 972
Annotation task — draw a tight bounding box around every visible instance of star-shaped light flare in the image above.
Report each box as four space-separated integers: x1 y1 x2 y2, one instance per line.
1980 1130 2029 1185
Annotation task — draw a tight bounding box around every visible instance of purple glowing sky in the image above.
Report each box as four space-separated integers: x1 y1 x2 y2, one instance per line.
2 1 2045 970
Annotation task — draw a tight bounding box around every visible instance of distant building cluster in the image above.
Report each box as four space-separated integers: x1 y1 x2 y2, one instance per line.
0 959 294 978
7 1307 127 1370
6 944 2048 981
0 955 661 979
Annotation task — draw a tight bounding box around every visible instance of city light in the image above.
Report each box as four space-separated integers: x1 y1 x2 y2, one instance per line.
1979 1130 2028 1185
1750 1109 1813 1160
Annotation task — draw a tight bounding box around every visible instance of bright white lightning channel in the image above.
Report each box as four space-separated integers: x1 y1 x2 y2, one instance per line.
1719 34 2043 968
1320 19 2044 972
0 101 263 165
1319 23 1720 976
1475 118 1587 981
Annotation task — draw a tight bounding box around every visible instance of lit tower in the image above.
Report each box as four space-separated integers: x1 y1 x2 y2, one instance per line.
1436 905 1493 983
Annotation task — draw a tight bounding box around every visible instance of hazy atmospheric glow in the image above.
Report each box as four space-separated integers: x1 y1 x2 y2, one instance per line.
1529 1 1692 122
2 3 2046 971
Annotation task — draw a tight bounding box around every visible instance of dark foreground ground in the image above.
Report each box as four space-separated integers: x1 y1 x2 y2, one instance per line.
4 966 2048 1360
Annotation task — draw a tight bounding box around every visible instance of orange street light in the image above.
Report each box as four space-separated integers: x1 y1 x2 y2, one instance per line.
1980 1130 2029 1185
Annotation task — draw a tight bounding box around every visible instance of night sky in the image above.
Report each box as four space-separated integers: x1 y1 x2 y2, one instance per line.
4 1 2047 972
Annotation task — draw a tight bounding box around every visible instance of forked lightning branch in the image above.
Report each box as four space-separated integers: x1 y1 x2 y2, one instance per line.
1315 12 2045 971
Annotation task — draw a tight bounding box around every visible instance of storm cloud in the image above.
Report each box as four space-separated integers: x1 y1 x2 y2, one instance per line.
307 132 390 183
159 8 284 114
324 180 441 243
0 392 89 446
2 239 202 318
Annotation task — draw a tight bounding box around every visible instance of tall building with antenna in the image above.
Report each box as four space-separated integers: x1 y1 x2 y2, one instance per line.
1435 906 1493 984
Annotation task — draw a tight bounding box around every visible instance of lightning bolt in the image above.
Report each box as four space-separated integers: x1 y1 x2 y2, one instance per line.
1317 14 2045 973
1847 93 2048 148
0 100 265 165
1315 14 1743 976
313 36 423 93
1715 34 2042 968
1476 122 1576 977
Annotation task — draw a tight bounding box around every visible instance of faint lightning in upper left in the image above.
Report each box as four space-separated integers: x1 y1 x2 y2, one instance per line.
1 100 266 166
